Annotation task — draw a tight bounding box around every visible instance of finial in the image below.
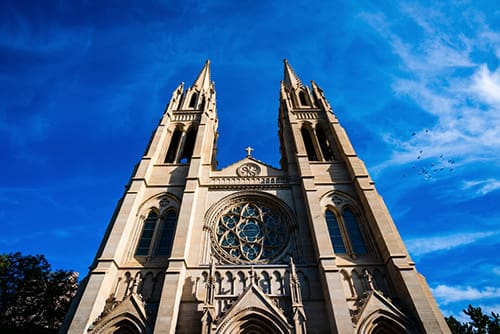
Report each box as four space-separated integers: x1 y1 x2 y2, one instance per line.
245 146 254 157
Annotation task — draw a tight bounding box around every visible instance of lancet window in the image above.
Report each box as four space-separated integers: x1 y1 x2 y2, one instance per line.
135 209 178 257
316 125 334 161
325 210 346 253
135 211 157 256
298 90 309 106
164 125 198 164
189 92 197 108
325 207 367 257
301 126 319 161
179 126 197 163
165 128 182 163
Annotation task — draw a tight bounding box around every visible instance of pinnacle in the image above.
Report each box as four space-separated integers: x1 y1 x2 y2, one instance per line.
192 59 211 91
283 59 304 89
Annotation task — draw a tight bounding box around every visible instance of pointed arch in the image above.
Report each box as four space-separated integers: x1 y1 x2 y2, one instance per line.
189 92 198 108
93 316 147 334
165 127 182 163
300 126 319 161
357 309 414 334
219 308 291 334
325 209 346 254
135 210 158 256
298 90 309 106
156 210 177 256
178 126 197 163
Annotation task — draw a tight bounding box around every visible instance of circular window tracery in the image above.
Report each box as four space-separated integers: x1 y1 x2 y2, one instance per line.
210 198 290 264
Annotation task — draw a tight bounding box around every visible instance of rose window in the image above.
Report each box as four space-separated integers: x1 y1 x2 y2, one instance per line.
212 201 289 264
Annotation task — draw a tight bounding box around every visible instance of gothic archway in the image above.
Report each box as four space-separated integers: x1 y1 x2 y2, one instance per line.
357 309 414 334
218 308 291 334
91 312 148 334
108 320 140 334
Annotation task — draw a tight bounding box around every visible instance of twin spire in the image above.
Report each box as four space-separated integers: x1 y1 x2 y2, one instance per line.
190 59 304 90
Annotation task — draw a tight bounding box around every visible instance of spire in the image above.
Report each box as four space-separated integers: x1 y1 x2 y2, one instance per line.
192 60 211 91
283 59 304 89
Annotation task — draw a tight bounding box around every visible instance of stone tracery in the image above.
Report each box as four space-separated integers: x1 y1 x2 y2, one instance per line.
212 200 289 264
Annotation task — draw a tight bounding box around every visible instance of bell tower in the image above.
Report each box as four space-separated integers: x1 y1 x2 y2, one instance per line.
63 60 450 334
278 59 450 333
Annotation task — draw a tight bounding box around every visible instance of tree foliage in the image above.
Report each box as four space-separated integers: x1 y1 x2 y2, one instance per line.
446 305 500 334
0 252 78 334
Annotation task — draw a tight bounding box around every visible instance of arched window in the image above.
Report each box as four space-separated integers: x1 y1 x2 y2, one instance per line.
301 127 318 161
179 127 197 163
156 211 177 256
298 90 309 106
135 211 158 256
165 128 182 163
316 125 334 161
325 210 346 254
325 207 368 257
189 92 197 108
343 209 366 254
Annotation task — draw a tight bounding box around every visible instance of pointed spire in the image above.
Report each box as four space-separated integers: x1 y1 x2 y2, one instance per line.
192 60 211 91
283 59 304 89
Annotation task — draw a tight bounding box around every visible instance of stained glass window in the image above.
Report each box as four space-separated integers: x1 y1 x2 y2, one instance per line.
156 211 177 256
343 209 366 254
213 201 288 263
135 211 157 256
325 210 346 254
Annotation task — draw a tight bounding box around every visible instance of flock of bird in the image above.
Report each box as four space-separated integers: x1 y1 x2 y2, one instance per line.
403 130 456 180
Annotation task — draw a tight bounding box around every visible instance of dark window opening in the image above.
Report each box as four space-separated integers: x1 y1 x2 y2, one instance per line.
165 128 182 163
135 211 158 256
179 127 197 163
189 93 197 108
156 211 177 256
301 127 318 161
325 210 346 254
299 90 309 106
316 126 334 161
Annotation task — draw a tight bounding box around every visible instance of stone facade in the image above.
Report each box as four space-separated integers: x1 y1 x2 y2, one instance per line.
61 60 451 333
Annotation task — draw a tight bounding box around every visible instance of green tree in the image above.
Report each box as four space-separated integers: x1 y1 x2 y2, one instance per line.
0 252 78 334
446 305 500 334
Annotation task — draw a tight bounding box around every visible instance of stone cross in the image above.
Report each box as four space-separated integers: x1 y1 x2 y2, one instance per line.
245 146 254 157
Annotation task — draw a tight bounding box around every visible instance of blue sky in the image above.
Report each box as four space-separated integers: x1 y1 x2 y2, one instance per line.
1 0 499 321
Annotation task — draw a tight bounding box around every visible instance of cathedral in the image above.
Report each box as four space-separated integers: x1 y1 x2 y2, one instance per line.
62 61 450 333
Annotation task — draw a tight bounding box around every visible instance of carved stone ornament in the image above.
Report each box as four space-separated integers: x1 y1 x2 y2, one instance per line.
332 195 345 206
237 162 261 177
159 197 170 207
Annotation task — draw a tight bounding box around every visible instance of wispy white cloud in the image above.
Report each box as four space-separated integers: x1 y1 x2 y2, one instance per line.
471 64 500 106
432 284 500 305
462 179 500 196
361 3 500 181
406 231 498 256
